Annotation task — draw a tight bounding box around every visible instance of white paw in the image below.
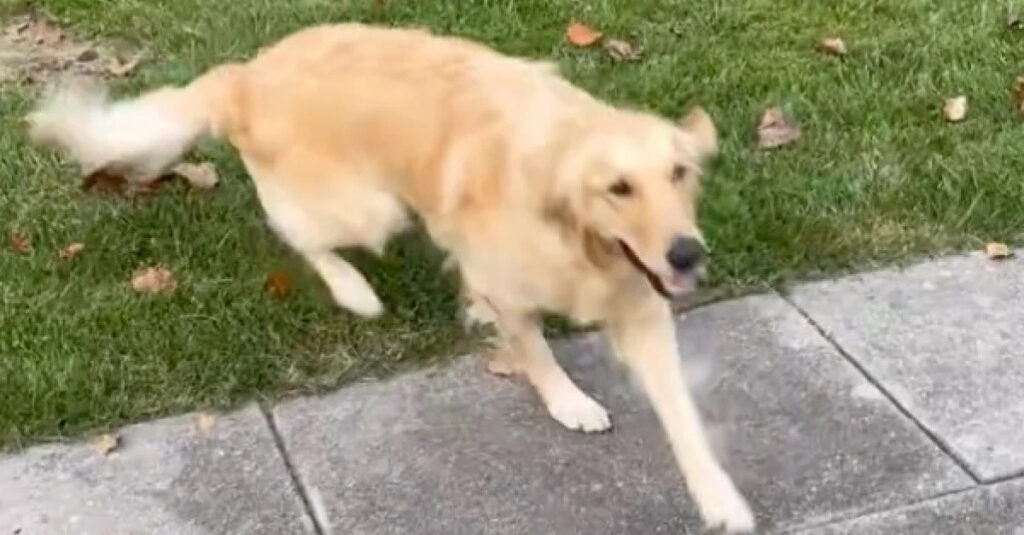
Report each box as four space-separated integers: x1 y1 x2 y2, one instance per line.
545 388 612 433
486 358 515 377
329 282 383 318
690 469 755 533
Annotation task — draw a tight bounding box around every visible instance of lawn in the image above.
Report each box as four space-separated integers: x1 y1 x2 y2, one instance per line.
2 0 1023 449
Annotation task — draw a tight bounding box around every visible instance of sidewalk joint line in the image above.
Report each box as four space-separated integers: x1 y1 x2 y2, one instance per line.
777 290 983 485
259 402 326 535
774 484 978 534
984 468 1024 485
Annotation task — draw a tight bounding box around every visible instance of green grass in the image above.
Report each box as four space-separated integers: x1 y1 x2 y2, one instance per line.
3 0 1024 448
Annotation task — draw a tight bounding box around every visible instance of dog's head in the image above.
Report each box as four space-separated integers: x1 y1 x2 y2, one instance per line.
554 106 717 299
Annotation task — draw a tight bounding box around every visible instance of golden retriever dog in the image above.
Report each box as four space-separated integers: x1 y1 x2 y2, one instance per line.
28 24 755 532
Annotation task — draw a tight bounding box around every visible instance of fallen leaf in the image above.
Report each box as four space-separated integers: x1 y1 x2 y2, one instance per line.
943 95 968 122
1014 77 1024 113
565 22 602 47
132 177 169 196
196 412 216 432
818 36 847 56
265 269 292 298
91 433 120 455
81 168 170 196
106 52 144 77
58 242 85 260
985 242 1012 260
9 233 30 254
171 162 218 190
757 107 802 150
81 169 129 193
76 48 99 62
131 266 177 295
604 39 642 61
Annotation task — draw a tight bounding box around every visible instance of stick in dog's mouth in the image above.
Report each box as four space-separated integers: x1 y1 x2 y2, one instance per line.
617 240 673 299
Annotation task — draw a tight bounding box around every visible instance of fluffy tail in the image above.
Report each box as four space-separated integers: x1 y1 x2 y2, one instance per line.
26 64 245 182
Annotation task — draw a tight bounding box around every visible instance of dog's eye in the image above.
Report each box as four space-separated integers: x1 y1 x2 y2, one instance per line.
671 164 689 184
608 178 633 197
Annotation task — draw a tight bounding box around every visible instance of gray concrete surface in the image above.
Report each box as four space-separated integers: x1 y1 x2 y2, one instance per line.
4 252 1024 534
0 404 309 535
793 478 1024 535
272 295 970 534
789 251 1024 482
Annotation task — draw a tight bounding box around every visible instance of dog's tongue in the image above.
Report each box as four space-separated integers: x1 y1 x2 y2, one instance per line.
670 271 694 292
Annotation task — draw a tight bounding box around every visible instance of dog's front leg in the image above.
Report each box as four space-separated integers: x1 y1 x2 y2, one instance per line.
606 300 755 533
485 310 611 433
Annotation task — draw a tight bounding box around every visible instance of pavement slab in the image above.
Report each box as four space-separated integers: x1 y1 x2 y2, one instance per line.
789 251 1024 481
0 404 310 535
273 294 970 534
793 478 1024 535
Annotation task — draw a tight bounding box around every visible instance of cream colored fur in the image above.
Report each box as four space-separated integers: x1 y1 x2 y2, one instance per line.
27 24 754 532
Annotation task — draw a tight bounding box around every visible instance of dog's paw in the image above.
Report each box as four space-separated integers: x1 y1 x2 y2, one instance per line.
485 357 516 377
690 469 755 533
545 389 611 433
330 284 384 318
345 293 384 318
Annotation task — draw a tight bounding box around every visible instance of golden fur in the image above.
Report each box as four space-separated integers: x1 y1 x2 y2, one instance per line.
28 24 754 532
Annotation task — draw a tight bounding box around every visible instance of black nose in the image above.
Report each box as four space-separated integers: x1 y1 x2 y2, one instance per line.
666 236 705 272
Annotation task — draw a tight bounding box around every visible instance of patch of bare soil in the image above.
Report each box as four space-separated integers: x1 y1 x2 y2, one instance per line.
1 12 144 86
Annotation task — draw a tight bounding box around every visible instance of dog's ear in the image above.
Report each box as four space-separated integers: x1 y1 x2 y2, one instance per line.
676 106 717 162
543 136 592 234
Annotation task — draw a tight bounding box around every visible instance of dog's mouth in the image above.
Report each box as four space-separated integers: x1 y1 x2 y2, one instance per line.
618 240 696 300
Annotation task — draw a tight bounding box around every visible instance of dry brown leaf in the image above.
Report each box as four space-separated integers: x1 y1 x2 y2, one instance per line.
985 242 1012 260
81 169 130 193
131 266 177 295
9 233 30 254
565 22 603 47
91 433 120 455
196 412 216 432
81 169 169 196
106 52 144 77
1014 77 1024 113
818 36 847 56
59 242 85 260
172 162 218 190
943 96 968 122
265 269 292 298
757 107 802 150
128 177 169 196
76 48 99 62
604 39 642 61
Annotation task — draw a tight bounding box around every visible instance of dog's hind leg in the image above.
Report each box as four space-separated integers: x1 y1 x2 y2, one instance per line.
300 250 384 317
480 305 611 433
606 298 754 533
244 158 407 317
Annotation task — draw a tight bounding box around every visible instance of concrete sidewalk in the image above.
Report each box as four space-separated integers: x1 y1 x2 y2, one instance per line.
3 250 1023 534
